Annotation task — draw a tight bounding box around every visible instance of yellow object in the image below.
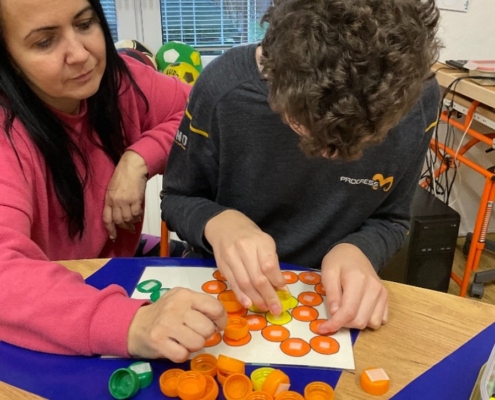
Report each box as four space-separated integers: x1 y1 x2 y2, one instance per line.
250 367 276 391
163 62 199 86
266 311 292 325
276 290 292 312
360 367 390 396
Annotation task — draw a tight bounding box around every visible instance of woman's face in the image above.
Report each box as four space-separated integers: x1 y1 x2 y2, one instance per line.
1 0 106 114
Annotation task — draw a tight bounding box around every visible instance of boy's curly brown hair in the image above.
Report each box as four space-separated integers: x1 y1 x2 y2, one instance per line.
260 0 441 160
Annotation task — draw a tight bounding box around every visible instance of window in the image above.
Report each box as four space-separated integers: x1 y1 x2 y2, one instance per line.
101 0 119 42
161 0 271 53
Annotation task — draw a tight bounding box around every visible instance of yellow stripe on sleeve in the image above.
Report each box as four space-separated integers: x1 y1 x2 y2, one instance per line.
425 121 437 133
185 108 209 138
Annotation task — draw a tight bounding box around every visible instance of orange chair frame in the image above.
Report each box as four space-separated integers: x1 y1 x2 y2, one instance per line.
422 100 495 296
160 220 170 257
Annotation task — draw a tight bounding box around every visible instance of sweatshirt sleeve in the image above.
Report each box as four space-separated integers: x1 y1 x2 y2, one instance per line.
122 56 191 177
335 80 440 271
0 133 146 356
161 75 231 252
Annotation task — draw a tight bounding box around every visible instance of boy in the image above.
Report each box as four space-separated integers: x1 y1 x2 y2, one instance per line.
162 0 441 333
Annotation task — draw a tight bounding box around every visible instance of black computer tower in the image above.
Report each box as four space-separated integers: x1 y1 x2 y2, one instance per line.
379 185 460 292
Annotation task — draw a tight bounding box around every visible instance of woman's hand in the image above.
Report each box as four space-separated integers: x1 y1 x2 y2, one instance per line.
103 151 148 240
127 288 227 361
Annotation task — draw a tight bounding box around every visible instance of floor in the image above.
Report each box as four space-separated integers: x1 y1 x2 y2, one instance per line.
448 235 495 304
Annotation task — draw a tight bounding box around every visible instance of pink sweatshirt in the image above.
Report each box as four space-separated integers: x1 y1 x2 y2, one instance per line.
0 56 190 356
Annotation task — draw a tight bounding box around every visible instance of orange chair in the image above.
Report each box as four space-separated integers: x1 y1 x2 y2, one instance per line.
160 220 170 257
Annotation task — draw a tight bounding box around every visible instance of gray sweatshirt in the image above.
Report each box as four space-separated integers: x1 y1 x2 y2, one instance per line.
161 44 440 271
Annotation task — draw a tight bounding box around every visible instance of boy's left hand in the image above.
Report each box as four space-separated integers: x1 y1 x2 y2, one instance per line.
103 151 148 240
317 243 388 333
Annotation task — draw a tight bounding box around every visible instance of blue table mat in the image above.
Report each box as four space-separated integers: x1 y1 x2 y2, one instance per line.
392 322 495 400
0 257 359 399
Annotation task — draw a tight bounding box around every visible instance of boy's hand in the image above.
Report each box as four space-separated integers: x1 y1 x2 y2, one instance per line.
317 243 388 333
127 288 227 361
204 210 286 315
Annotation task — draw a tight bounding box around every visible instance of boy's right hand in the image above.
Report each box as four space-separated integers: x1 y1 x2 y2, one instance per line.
204 210 286 315
127 288 227 361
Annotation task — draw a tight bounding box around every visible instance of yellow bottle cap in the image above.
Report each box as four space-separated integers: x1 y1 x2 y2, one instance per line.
304 381 335 400
360 367 390 396
176 371 207 400
223 373 253 400
276 290 292 312
262 370 291 396
250 367 275 391
190 353 218 377
159 368 185 397
266 311 292 325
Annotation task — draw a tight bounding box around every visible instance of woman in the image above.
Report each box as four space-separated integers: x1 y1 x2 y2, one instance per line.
0 0 226 361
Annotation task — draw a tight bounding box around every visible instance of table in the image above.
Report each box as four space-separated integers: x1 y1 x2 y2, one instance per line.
1 258 495 400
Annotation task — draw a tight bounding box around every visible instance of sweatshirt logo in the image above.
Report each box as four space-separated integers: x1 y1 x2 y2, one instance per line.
340 174 394 192
174 129 188 149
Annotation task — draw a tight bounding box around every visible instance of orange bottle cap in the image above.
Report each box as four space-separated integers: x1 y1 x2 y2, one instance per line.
223 373 253 400
176 371 207 400
304 381 335 400
217 354 246 375
250 367 275 391
274 391 304 400
219 290 244 313
360 367 390 396
190 353 218 377
246 391 274 400
199 375 219 400
224 317 250 341
261 369 291 396
159 368 185 397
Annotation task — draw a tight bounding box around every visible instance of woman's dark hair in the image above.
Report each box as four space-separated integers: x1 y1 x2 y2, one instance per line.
0 0 148 239
260 0 441 160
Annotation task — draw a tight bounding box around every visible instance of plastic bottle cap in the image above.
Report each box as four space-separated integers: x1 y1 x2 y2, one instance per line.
250 367 275 391
245 391 274 400
190 353 218 377
274 391 304 400
304 381 335 400
224 317 250 341
159 368 185 397
150 287 170 302
217 354 246 375
223 373 253 400
200 375 219 400
128 362 153 388
218 290 244 313
177 371 207 400
108 368 140 400
276 290 292 312
136 279 162 293
360 367 390 396
261 370 291 396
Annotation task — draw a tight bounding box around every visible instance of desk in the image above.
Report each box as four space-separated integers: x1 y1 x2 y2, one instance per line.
1 258 495 400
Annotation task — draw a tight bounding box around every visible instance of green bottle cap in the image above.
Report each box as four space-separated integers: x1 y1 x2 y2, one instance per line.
136 279 162 293
150 287 170 302
129 362 153 388
108 368 140 399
